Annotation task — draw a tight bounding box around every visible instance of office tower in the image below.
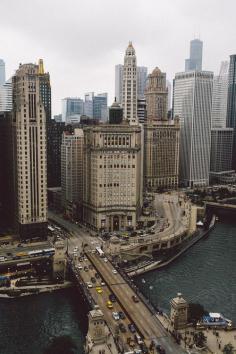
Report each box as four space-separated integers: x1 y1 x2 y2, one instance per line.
47 119 66 188
54 114 62 122
144 68 180 190
0 78 12 112
38 59 51 124
227 54 236 170
115 64 147 104
93 93 108 122
173 71 213 187
166 79 172 110
84 92 94 118
62 97 84 123
12 62 48 239
0 112 13 227
61 129 84 220
109 98 123 124
185 39 203 71
210 128 234 183
115 64 123 103
83 122 143 231
122 42 138 125
137 98 146 124
0 59 5 86
211 61 229 128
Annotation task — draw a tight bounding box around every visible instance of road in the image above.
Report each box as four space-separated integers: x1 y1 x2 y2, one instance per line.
86 253 186 354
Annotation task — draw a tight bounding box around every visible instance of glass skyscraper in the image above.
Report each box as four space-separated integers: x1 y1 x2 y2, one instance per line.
0 59 5 86
185 39 203 72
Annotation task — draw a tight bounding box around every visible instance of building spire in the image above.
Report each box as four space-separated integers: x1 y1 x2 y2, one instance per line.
38 59 44 75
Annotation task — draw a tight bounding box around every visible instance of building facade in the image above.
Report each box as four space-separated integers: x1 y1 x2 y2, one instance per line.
61 129 83 219
185 38 203 72
173 71 213 188
0 59 5 86
137 98 146 124
62 97 84 123
83 123 143 231
12 62 48 239
227 54 236 170
0 78 12 112
144 68 180 190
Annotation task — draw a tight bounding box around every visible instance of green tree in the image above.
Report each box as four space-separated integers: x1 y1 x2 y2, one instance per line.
223 343 235 354
193 331 207 348
43 335 77 354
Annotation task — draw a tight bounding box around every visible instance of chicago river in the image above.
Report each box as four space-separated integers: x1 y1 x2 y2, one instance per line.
0 222 235 354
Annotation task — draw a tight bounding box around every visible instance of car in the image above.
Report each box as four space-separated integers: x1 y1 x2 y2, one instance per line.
91 277 96 283
128 323 136 333
6 252 12 256
132 295 139 303
106 300 113 309
134 334 143 345
96 287 103 294
104 258 108 262
84 266 89 272
101 281 105 286
86 282 93 289
84 257 88 261
112 269 117 274
109 294 116 302
89 264 93 270
156 344 166 353
95 273 100 279
76 265 83 270
140 343 149 354
74 247 78 251
112 312 120 320
79 257 83 262
118 323 126 333
118 311 125 319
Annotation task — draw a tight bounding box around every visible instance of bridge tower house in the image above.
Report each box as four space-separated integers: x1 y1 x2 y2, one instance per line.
170 292 188 330
52 240 67 282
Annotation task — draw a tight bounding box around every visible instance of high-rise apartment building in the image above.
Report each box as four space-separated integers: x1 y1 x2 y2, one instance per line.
0 59 5 86
115 64 147 104
83 123 143 231
62 97 84 123
93 93 108 122
0 78 12 112
122 42 138 125
12 62 48 239
61 129 84 219
173 71 213 188
185 39 203 72
211 61 229 128
144 68 180 190
227 54 236 170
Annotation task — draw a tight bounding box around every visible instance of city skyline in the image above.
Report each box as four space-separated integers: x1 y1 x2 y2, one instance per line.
0 0 236 115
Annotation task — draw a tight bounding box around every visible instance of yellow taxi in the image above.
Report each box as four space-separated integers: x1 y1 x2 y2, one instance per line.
96 287 103 294
106 300 113 309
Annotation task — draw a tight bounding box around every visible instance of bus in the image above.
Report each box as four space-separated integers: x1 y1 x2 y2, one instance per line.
95 247 105 258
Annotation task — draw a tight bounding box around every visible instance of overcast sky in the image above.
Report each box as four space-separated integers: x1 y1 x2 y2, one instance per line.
0 0 235 115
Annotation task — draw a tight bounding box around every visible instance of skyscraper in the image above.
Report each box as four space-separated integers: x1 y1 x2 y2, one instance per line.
84 92 94 118
0 59 6 86
185 39 203 72
173 71 213 187
93 93 108 122
144 68 180 191
62 97 84 123
226 54 236 170
211 61 229 128
61 129 84 219
115 64 147 104
12 62 48 239
0 78 12 112
122 42 138 125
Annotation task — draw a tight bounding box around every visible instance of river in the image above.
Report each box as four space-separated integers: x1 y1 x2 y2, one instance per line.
0 222 235 353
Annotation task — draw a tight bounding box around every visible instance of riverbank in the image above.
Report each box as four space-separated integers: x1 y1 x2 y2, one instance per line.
0 281 73 298
127 216 216 277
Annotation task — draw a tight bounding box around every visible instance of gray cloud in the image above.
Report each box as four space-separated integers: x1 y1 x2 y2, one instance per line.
0 0 235 114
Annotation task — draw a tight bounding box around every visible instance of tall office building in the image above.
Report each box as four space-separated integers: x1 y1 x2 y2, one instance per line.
0 78 12 112
122 42 138 125
93 93 108 122
144 68 180 190
12 62 48 239
83 123 143 231
173 71 213 187
84 92 94 118
0 59 5 86
61 129 84 219
38 59 51 124
137 98 146 124
210 128 233 175
109 99 123 124
211 61 229 128
227 54 236 170
185 39 203 72
115 64 147 104
62 97 84 123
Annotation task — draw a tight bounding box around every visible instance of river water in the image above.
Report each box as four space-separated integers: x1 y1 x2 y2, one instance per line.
0 222 235 354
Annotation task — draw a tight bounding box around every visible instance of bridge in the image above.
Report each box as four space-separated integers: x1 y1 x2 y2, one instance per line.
205 201 236 220
70 251 186 354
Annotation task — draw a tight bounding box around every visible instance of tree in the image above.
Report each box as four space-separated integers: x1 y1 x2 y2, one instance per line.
188 303 208 324
193 331 207 348
223 343 235 354
43 335 77 354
